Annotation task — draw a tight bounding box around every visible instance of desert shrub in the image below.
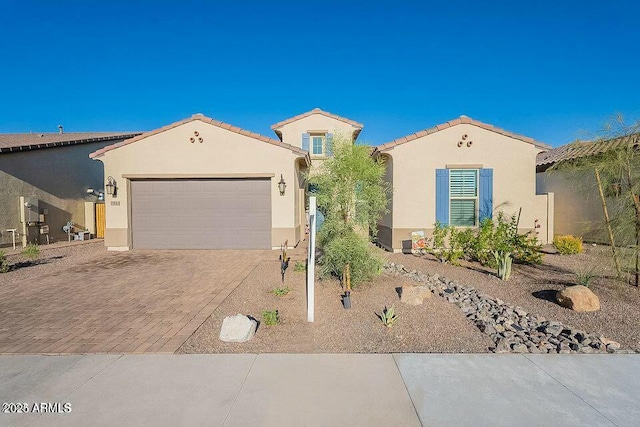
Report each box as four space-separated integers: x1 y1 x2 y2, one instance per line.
453 228 475 256
319 228 383 287
573 266 597 287
0 250 9 273
262 310 280 326
468 218 495 266
512 233 544 265
270 286 292 297
293 261 306 272
443 227 465 265
22 243 40 260
554 235 583 255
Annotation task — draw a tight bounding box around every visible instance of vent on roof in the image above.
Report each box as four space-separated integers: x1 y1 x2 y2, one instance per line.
58 125 64 134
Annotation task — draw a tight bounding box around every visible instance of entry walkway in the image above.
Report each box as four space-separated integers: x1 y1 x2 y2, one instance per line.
1 354 638 426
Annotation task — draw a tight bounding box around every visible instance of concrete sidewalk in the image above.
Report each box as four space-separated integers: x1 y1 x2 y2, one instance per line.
1 354 638 427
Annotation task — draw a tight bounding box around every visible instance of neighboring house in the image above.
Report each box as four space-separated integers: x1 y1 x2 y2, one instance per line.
373 116 554 252
271 108 363 175
0 131 140 248
536 133 640 243
90 113 311 250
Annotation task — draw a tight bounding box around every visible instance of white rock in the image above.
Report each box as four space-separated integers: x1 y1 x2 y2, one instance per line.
219 314 257 343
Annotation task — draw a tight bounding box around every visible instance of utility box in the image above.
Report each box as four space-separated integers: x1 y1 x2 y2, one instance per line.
20 196 40 224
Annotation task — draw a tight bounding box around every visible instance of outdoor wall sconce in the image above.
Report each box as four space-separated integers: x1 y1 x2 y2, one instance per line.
278 174 287 196
105 176 117 196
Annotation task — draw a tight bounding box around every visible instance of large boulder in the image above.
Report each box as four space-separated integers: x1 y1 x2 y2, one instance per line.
400 285 432 305
219 314 258 342
556 286 600 312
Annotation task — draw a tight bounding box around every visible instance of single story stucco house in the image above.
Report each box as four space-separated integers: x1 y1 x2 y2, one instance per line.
373 116 554 252
89 109 363 251
0 131 140 248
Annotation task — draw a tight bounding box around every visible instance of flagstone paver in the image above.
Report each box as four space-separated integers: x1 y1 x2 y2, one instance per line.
0 246 277 354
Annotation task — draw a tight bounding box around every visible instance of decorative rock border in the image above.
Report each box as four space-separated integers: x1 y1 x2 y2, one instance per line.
385 263 633 354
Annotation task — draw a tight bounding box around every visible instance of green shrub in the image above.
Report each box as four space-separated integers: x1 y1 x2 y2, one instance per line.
270 286 292 297
553 235 583 255
443 227 465 265
293 261 306 272
319 228 383 288
262 310 280 326
574 266 597 287
469 218 495 266
0 250 9 273
22 243 40 260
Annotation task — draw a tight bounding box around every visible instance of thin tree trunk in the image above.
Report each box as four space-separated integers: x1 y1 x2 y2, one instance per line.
594 168 623 278
625 167 640 286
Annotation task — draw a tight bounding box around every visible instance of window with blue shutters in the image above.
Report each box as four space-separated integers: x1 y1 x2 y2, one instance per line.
449 169 478 227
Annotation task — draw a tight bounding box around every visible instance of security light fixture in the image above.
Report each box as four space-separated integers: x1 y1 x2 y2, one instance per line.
278 174 286 196
105 176 117 196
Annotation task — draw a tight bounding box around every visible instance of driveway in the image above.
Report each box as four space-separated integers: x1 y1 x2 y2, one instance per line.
0 242 275 354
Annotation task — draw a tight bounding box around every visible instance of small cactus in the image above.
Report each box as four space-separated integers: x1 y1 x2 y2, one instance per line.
378 305 399 327
493 251 512 281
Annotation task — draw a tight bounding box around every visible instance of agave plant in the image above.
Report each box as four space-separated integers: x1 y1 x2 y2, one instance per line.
378 305 399 327
493 250 513 281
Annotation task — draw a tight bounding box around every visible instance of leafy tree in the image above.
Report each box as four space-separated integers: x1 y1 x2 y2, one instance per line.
550 115 640 285
307 133 390 291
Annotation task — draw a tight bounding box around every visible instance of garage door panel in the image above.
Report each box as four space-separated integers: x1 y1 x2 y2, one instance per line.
131 179 271 249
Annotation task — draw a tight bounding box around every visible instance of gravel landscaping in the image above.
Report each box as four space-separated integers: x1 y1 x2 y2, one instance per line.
181 243 640 354
386 245 640 353
178 248 493 354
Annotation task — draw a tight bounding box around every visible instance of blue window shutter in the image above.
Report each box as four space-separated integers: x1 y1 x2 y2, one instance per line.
479 168 493 222
302 133 310 151
325 133 334 157
435 169 449 225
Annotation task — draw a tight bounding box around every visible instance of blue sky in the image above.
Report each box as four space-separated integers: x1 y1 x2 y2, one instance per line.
0 1 638 147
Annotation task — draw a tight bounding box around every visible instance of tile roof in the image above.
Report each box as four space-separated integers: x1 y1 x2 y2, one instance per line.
89 114 311 163
536 133 640 169
271 108 364 132
0 132 141 154
373 116 551 153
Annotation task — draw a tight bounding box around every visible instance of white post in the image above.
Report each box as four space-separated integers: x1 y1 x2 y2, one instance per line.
307 196 317 322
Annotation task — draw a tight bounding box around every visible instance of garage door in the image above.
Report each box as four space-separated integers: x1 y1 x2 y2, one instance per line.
131 179 271 249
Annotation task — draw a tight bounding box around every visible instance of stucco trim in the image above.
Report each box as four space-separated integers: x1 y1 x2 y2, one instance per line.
373 116 551 154
446 164 483 169
271 108 364 131
89 114 311 165
122 173 276 179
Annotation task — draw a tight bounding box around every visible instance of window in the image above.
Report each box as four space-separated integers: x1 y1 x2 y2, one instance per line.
450 169 478 226
311 135 325 155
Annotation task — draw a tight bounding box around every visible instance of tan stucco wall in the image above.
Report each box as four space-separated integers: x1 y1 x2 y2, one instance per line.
94 120 304 250
0 142 120 247
276 113 360 149
379 124 552 250
537 170 621 243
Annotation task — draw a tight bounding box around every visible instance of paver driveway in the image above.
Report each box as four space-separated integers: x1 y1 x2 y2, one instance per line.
0 244 275 354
